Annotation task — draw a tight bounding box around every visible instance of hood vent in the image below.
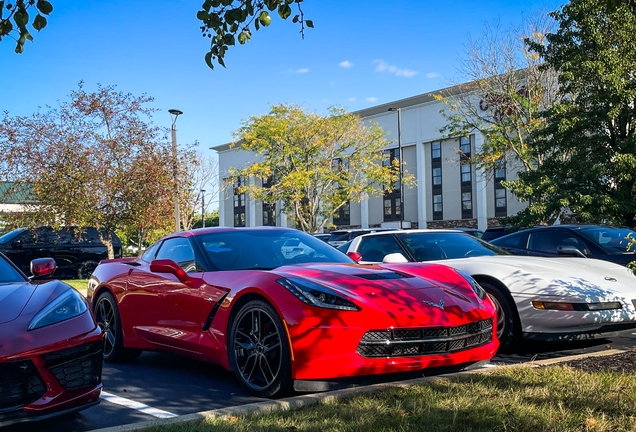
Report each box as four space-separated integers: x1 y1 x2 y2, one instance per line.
355 272 410 281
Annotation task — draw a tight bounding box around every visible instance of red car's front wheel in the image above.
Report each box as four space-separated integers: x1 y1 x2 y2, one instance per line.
229 300 292 398
94 292 141 363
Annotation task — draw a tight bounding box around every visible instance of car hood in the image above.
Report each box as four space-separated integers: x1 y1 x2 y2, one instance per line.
438 255 636 300
0 280 70 324
275 263 488 318
0 281 36 324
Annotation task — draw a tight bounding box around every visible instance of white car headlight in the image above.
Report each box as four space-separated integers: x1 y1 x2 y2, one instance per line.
28 289 88 331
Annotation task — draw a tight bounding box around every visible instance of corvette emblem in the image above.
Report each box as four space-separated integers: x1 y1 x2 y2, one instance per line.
423 299 445 310
604 277 617 282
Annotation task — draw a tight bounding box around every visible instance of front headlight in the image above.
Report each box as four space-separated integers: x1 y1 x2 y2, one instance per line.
28 289 88 330
455 270 487 300
278 277 361 311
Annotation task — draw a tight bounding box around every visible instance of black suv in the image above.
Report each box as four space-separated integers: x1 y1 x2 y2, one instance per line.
0 226 122 279
490 224 636 266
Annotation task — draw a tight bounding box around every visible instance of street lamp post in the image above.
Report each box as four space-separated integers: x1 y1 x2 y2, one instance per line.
388 107 404 229
200 189 206 228
168 109 183 233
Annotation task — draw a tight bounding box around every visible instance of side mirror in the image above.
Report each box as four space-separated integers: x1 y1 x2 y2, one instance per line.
150 259 189 283
556 245 587 258
31 258 56 278
347 251 362 262
383 253 409 263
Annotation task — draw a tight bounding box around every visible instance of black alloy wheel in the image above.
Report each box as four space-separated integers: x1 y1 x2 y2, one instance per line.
94 292 141 363
229 300 292 398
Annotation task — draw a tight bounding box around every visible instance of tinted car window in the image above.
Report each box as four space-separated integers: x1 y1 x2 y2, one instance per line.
140 241 161 263
397 232 508 260
579 227 636 253
358 236 403 262
497 232 524 248
196 230 353 271
0 255 25 282
528 230 588 254
329 232 352 242
156 237 198 272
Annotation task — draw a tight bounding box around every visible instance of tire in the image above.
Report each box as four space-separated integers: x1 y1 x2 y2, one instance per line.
77 260 99 279
94 292 142 363
228 300 292 398
479 281 522 353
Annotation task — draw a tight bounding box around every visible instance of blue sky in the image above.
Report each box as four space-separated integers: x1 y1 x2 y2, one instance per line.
1 0 564 163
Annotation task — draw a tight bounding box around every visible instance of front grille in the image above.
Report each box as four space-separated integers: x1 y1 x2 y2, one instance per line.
357 318 493 358
0 360 46 412
42 340 103 390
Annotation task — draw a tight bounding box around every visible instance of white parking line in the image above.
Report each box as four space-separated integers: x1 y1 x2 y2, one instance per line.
100 391 178 418
481 363 498 368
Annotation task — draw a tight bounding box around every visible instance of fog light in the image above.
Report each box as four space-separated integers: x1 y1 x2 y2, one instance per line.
532 301 622 311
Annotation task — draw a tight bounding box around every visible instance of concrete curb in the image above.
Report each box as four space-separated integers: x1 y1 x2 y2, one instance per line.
89 348 630 432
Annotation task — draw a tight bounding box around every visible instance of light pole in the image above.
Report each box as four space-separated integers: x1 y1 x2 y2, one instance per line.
200 189 206 228
168 108 183 233
388 107 404 229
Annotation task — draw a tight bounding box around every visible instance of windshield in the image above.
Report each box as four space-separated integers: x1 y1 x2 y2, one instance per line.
0 254 26 282
579 227 636 254
396 231 509 260
329 232 352 242
0 228 27 245
194 229 355 271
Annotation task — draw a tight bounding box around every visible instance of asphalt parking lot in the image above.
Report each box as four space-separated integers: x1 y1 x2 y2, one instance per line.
6 329 636 432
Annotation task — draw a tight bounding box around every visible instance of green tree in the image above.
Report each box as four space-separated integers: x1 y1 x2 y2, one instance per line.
511 0 636 228
2 0 311 69
179 151 219 231
198 0 312 69
436 13 561 219
0 83 179 258
230 104 413 233
0 0 53 53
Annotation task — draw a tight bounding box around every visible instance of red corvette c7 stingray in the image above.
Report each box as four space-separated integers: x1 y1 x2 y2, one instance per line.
87 227 498 397
0 254 103 427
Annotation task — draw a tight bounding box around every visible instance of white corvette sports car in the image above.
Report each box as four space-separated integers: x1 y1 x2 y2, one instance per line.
341 229 636 351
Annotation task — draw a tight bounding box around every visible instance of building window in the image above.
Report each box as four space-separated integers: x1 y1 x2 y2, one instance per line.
262 203 275 226
431 141 443 221
333 202 350 226
261 177 275 226
433 194 443 220
461 164 471 183
383 149 401 222
233 177 246 227
462 192 472 210
431 141 441 160
494 159 507 217
432 167 442 185
460 136 471 156
495 159 506 180
495 188 506 209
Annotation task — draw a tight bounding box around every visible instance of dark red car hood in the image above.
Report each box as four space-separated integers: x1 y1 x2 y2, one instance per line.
0 281 36 324
0 280 70 324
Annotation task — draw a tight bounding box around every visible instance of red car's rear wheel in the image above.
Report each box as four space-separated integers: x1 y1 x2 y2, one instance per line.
229 300 292 398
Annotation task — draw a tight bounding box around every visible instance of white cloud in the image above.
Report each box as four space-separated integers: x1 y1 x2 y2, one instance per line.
348 97 357 102
339 60 354 68
373 60 417 78
295 68 309 73
366 97 378 102
426 72 440 78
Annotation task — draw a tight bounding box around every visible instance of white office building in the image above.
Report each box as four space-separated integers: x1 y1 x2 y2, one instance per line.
211 83 527 232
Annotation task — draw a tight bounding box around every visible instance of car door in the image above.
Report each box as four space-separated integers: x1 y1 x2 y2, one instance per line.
492 231 530 255
125 237 208 356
